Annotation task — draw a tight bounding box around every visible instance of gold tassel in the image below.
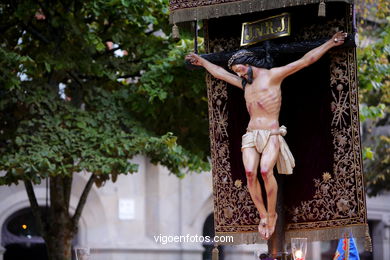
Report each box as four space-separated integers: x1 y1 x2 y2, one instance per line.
172 24 180 40
364 228 373 252
318 1 326 17
212 245 219 260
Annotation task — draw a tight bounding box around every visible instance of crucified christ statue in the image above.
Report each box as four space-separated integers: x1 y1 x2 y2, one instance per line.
186 31 347 240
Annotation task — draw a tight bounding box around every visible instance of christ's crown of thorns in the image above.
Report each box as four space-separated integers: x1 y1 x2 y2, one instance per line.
228 50 255 68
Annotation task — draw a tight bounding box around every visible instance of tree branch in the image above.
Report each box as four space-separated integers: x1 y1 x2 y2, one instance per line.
63 175 73 212
71 173 96 230
21 23 50 44
67 71 83 87
24 180 47 238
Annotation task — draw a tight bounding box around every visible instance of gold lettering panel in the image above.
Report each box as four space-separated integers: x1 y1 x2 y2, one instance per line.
241 13 290 46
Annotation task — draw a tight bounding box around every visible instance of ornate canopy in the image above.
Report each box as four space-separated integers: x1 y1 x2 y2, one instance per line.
169 0 354 24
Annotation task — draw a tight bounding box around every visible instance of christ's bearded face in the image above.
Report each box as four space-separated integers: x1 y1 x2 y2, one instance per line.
232 64 248 79
232 64 253 84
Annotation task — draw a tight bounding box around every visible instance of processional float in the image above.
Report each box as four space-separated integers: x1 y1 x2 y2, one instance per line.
169 0 370 258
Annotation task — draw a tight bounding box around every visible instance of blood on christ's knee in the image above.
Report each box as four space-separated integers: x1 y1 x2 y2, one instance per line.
245 170 255 184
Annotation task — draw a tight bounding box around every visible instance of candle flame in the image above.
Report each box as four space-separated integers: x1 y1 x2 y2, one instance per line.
295 249 303 258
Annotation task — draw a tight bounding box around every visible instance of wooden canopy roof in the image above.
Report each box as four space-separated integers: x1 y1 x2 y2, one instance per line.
169 0 354 24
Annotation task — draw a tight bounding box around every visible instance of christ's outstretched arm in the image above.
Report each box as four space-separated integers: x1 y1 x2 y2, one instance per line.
271 31 347 82
186 53 243 89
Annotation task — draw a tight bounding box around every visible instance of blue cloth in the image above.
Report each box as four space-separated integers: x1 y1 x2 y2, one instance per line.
333 237 360 260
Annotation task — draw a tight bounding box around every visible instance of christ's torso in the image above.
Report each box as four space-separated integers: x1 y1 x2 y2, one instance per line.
244 71 282 131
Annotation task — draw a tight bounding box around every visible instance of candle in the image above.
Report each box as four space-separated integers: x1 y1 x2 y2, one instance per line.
294 249 304 260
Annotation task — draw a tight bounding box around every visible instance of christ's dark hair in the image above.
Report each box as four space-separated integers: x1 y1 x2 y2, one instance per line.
228 42 274 70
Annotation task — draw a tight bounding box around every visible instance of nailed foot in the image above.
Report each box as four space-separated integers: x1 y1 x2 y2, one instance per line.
266 213 278 240
258 213 268 240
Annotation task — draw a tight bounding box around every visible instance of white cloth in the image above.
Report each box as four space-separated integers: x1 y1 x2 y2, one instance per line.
241 126 295 174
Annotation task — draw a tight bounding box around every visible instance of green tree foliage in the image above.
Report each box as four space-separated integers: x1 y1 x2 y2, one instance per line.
0 0 209 259
364 136 390 196
357 0 390 196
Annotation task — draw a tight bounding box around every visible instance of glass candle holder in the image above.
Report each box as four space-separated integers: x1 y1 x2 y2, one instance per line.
291 237 307 260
